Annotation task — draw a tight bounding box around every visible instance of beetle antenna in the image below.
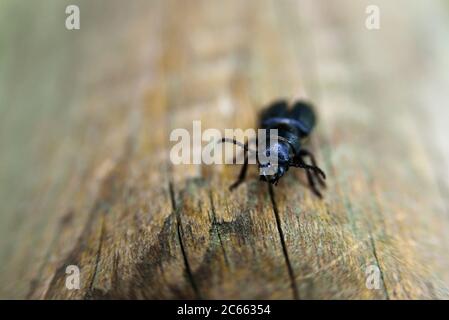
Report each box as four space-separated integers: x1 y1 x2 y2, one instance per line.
219 138 257 154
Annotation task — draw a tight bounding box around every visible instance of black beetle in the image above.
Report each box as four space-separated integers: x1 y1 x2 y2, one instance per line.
221 100 326 197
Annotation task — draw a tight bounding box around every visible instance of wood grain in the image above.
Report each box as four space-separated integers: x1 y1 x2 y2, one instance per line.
1 0 449 299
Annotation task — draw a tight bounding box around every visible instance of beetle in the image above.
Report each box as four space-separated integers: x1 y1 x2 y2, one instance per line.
221 100 326 197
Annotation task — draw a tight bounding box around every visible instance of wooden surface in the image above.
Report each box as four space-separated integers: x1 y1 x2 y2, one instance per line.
1 0 449 299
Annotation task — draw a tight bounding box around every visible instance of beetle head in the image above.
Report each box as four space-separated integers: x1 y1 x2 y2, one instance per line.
258 141 290 185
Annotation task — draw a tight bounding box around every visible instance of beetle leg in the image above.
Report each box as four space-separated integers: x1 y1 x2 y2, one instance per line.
291 159 325 181
229 141 249 191
291 155 324 198
305 168 322 198
298 149 326 187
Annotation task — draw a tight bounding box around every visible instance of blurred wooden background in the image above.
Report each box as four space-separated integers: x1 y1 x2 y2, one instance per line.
1 0 449 299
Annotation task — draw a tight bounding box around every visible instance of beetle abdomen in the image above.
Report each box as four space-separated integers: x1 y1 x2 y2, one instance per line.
260 100 316 138
289 101 316 136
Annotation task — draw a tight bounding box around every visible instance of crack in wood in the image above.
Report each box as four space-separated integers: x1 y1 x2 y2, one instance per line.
368 231 390 300
169 182 202 299
268 184 299 300
209 191 231 269
85 214 107 299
